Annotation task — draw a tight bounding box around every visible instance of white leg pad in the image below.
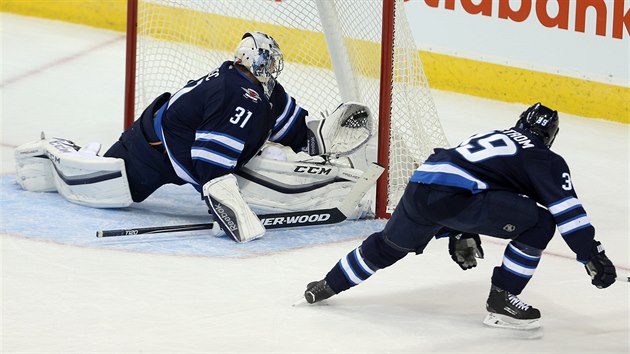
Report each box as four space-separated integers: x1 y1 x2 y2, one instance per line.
203 174 265 243
45 138 132 208
236 145 375 219
15 139 56 192
16 137 133 208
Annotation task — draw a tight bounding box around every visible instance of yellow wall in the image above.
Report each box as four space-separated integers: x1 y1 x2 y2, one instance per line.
0 0 127 31
2 0 627 124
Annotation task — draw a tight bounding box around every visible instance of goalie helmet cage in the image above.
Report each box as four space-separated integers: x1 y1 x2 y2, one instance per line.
124 0 448 218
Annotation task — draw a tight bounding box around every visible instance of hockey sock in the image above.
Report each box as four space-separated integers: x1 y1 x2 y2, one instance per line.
325 246 378 293
325 232 407 293
491 241 542 295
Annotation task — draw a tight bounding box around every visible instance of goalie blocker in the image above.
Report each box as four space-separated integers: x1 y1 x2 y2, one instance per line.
203 174 265 243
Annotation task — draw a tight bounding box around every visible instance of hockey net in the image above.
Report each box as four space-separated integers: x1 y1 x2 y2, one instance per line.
125 0 448 217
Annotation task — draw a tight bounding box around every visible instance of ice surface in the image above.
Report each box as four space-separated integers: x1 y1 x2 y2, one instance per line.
1 13 628 353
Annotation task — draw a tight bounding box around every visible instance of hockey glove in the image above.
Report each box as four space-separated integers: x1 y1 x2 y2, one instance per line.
448 233 484 270
584 240 616 289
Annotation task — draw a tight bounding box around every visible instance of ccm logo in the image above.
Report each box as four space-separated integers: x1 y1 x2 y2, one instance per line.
294 165 332 175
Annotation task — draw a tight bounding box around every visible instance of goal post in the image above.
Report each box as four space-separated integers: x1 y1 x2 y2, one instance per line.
377 0 395 219
124 0 448 218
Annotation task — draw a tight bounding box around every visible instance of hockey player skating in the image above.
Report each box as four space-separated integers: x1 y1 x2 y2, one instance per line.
303 103 617 329
14 32 377 242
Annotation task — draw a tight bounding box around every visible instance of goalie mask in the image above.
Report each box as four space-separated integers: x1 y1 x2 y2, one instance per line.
234 31 284 99
515 102 560 148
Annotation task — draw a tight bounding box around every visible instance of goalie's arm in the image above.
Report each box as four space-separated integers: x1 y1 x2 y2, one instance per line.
267 82 310 153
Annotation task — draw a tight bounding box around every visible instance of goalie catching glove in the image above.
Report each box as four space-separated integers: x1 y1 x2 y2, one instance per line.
203 174 265 243
306 102 373 157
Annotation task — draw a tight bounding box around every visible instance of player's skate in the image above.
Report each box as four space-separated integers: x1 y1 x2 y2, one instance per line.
483 286 541 330
304 279 336 304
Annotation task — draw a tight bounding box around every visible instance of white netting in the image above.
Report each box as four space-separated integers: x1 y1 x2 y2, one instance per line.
133 0 448 213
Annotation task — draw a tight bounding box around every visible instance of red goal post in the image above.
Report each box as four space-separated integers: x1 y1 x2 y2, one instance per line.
124 0 448 218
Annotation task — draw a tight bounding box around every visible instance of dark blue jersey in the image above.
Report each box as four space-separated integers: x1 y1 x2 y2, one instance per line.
154 61 308 192
411 127 594 261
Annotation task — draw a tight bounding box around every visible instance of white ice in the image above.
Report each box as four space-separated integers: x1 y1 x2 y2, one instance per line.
1 14 628 353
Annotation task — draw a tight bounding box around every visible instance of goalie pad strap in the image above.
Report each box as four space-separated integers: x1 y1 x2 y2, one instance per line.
203 174 265 243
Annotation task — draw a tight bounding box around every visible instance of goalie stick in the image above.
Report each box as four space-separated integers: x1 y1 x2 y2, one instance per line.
96 163 384 238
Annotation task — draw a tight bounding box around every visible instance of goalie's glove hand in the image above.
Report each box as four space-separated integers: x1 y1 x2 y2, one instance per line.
448 233 484 270
584 240 616 289
305 102 372 157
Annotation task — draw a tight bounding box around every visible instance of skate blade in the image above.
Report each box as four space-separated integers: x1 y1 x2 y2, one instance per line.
483 312 541 330
292 297 308 307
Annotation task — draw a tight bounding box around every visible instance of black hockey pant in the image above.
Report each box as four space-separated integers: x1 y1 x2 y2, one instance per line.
325 182 556 295
104 93 185 202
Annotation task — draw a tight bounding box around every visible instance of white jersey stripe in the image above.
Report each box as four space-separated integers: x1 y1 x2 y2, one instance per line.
274 92 292 129
548 197 582 216
271 106 302 142
416 163 488 190
557 215 591 235
191 148 237 169
195 131 244 152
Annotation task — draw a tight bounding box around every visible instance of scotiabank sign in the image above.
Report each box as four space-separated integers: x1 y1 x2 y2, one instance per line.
423 0 630 40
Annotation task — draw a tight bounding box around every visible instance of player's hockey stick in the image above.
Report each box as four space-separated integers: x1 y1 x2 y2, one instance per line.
96 163 384 238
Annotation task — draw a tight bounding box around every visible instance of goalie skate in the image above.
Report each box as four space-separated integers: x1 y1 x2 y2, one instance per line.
482 287 541 330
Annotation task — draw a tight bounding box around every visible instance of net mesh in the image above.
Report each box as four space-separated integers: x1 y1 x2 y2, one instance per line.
134 0 448 213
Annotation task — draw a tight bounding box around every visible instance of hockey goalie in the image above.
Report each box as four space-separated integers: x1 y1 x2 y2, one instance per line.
14 108 378 241
15 32 384 243
14 106 379 231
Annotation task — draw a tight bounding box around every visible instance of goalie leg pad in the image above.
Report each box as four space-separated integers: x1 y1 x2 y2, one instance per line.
44 138 133 208
15 138 56 192
236 150 376 219
203 174 265 243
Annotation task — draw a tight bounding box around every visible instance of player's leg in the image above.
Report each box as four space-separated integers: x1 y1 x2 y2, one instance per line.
482 207 555 329
103 93 182 202
489 206 555 295
429 190 550 329
430 190 549 295
304 183 441 303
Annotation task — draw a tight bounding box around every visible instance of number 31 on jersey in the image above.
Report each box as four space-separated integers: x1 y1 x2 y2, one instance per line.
230 106 253 128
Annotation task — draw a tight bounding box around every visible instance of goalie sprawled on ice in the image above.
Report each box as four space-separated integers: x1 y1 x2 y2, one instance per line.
14 31 382 243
